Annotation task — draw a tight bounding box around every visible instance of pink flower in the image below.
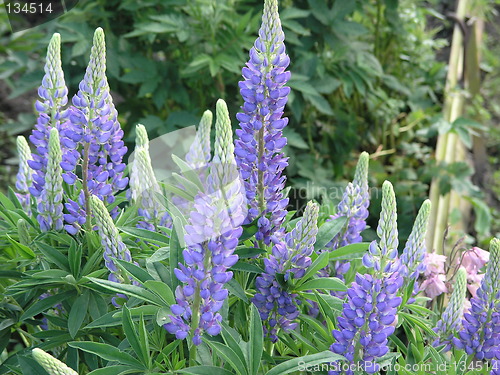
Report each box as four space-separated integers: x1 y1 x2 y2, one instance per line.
467 272 484 298
460 247 489 276
423 251 447 277
420 273 448 299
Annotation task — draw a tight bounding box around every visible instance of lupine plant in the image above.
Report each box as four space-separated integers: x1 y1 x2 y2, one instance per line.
2 1 500 375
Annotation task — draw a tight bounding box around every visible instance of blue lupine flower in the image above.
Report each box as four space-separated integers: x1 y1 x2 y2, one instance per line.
63 28 128 234
16 136 33 213
330 181 403 374
454 238 500 361
252 201 319 341
433 267 467 351
165 100 246 345
234 0 290 244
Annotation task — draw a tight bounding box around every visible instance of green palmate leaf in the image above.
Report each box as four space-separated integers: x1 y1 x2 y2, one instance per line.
399 312 437 337
169 220 183 292
68 342 144 368
115 259 154 284
203 340 248 375
230 262 264 274
68 291 90 338
328 242 370 260
67 240 82 278
294 252 329 287
122 305 147 366
295 277 346 292
264 350 344 375
219 324 246 372
87 366 135 375
226 278 248 303
234 247 266 258
143 280 175 305
86 277 164 306
248 304 263 375
6 234 35 259
314 216 347 252
178 366 235 375
21 290 75 321
35 242 70 271
118 226 170 247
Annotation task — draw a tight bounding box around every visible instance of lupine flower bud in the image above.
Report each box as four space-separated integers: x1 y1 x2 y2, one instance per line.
330 181 403 374
165 100 246 345
63 27 128 234
234 0 290 244
401 199 431 279
326 152 370 277
129 124 171 231
433 267 467 350
253 201 319 341
15 136 33 212
32 348 78 375
90 195 137 306
185 110 212 170
362 181 400 273
454 238 500 360
37 128 64 231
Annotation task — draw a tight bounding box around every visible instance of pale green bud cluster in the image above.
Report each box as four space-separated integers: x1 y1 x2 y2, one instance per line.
32 348 78 375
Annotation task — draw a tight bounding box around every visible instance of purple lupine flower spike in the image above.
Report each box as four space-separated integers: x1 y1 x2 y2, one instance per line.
28 33 69 205
454 237 500 361
129 124 171 231
37 128 64 231
16 136 33 213
90 195 139 307
330 181 403 375
165 100 246 345
63 28 128 234
252 201 319 342
433 267 467 351
234 0 290 245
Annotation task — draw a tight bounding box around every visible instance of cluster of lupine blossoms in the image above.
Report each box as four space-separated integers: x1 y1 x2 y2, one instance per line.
11 0 500 374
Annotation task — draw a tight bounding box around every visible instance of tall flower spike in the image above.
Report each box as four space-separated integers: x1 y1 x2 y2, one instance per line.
16 136 33 212
330 181 402 375
454 237 500 360
90 195 137 306
433 267 467 351
28 33 68 203
32 348 78 375
362 181 400 273
234 0 290 244
37 128 64 231
129 124 171 231
165 100 246 345
63 27 128 235
252 201 319 341
185 110 212 170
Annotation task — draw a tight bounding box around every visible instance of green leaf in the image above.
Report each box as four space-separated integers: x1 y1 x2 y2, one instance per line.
68 240 82 278
170 221 183 292
6 234 35 259
328 242 370 260
115 259 155 284
295 252 329 287
226 278 249 303
203 340 248 375
264 350 344 375
119 227 170 247
87 366 135 375
21 290 75 321
68 291 90 338
234 247 266 259
86 277 164 306
143 280 175 305
248 304 263 375
178 367 235 375
34 242 70 271
314 217 347 252
230 262 264 274
68 342 144 368
122 305 146 366
399 312 437 337
296 277 346 292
